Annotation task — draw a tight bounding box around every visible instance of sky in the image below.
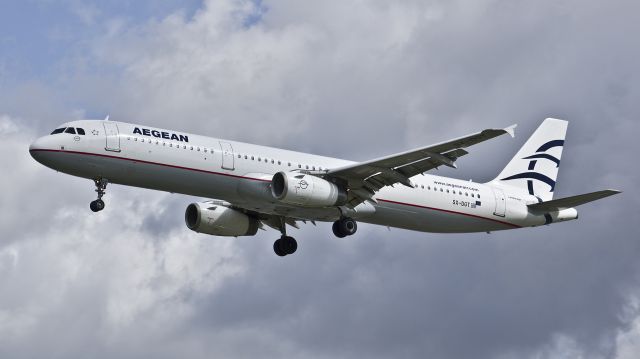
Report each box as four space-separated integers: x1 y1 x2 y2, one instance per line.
1 0 639 358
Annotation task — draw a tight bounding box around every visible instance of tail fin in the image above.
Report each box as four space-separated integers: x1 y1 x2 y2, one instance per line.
492 118 568 201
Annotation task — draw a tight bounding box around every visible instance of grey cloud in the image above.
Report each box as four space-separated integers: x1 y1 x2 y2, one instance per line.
1 0 639 358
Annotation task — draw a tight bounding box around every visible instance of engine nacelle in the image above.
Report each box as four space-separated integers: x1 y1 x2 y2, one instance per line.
185 202 259 237
271 172 347 207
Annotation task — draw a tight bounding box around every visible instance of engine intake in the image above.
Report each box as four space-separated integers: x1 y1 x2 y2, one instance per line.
271 172 347 207
185 202 259 237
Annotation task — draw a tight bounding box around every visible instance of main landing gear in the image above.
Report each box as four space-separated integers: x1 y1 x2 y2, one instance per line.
332 217 358 238
90 178 108 212
273 217 298 257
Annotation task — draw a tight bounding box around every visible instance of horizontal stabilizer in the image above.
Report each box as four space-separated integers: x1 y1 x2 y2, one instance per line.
528 189 621 212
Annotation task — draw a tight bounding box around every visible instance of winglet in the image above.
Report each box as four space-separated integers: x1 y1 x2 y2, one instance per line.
504 124 517 138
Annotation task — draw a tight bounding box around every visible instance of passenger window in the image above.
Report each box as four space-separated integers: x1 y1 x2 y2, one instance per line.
135 138 138 142
76 128 86 135
278 161 281 165
251 156 254 160
244 155 248 159
65 127 76 134
465 192 468 196
237 154 241 158
288 162 291 167
197 147 201 151
50 128 66 135
271 159 275 164
298 164 301 169
478 194 481 199
440 188 443 192
471 194 474 198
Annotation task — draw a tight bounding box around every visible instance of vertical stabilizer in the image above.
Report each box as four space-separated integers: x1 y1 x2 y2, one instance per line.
492 118 568 201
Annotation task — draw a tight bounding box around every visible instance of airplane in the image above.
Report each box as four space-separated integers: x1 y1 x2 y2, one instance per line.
29 117 620 256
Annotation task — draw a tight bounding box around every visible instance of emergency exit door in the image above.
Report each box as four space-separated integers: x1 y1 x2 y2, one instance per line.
219 141 235 170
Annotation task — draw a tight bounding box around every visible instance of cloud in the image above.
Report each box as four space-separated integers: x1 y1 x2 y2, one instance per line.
1 0 640 358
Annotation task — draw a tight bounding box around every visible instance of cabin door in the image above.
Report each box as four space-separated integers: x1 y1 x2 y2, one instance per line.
103 122 121 152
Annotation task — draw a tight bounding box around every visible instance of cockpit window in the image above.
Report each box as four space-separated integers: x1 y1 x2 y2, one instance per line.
65 127 77 134
76 128 86 135
51 128 66 135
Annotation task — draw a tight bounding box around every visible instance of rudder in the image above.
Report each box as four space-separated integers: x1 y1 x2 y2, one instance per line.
492 118 568 201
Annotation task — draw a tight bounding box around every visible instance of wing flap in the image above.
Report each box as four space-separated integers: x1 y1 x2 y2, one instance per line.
528 189 621 212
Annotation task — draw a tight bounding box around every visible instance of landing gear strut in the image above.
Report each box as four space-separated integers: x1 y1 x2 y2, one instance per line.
273 217 297 257
332 217 357 238
90 178 108 212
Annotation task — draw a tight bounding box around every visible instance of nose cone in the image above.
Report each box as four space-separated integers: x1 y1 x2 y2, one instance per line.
29 136 51 164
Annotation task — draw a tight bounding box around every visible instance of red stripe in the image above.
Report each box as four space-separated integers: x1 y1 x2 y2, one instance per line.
376 198 521 228
29 149 271 182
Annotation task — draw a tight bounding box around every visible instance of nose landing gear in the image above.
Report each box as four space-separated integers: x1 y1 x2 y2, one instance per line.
90 178 108 212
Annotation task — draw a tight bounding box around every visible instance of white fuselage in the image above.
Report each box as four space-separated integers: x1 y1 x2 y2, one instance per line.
29 120 564 234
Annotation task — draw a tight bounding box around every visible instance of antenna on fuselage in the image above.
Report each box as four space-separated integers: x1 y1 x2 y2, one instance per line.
104 115 110 121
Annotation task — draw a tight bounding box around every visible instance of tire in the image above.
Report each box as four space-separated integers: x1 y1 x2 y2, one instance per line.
283 236 297 255
95 199 105 211
90 201 100 212
338 218 357 236
273 239 287 257
332 221 346 238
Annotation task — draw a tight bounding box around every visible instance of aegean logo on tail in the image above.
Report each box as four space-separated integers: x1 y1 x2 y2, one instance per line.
500 139 564 195
133 127 189 142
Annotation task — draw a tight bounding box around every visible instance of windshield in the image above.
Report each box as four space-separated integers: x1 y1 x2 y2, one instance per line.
50 128 66 135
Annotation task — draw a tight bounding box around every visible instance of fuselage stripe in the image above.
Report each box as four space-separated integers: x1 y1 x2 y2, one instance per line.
376 198 521 228
28 149 272 182
31 148 523 229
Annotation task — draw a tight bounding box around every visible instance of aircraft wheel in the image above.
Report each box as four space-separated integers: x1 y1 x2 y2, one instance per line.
283 236 297 255
90 199 105 212
339 217 358 236
273 239 287 257
332 221 346 238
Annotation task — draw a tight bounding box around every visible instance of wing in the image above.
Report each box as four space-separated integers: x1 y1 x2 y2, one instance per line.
327 124 517 206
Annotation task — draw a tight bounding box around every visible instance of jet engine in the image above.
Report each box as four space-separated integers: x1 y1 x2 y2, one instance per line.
185 202 259 237
271 172 347 207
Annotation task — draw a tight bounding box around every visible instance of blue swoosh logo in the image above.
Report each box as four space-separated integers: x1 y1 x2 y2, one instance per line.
523 153 561 167
501 172 556 191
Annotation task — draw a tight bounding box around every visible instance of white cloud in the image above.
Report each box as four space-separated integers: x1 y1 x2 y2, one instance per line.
0 115 246 356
